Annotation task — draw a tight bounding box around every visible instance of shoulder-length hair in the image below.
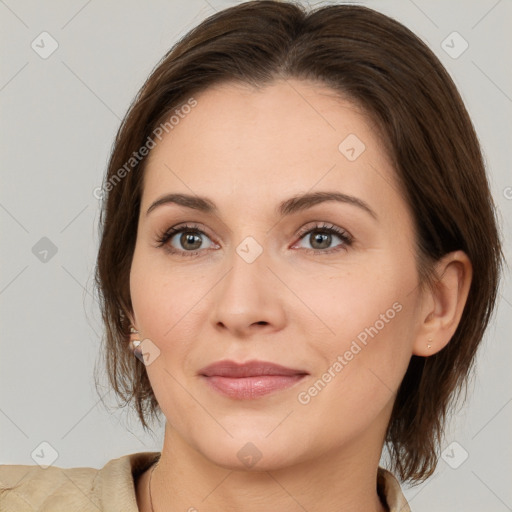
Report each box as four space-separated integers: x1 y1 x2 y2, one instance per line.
94 0 503 483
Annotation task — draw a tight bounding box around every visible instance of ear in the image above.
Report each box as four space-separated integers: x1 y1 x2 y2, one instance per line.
413 250 473 357
128 324 141 353
124 310 140 348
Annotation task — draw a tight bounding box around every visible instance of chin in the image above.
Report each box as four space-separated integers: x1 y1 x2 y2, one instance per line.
191 430 310 472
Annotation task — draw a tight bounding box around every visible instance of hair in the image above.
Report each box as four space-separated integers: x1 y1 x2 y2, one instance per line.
94 0 503 483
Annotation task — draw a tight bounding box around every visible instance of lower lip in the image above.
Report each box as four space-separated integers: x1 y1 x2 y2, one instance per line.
202 375 307 399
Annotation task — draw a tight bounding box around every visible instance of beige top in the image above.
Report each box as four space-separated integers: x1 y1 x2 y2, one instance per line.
0 451 411 511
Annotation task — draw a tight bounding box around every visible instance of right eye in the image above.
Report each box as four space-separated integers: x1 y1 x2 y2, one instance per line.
155 223 217 257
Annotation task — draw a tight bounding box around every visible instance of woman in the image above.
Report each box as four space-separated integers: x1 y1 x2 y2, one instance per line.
0 1 503 511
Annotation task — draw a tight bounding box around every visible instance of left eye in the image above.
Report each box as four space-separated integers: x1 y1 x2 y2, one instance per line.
294 225 352 252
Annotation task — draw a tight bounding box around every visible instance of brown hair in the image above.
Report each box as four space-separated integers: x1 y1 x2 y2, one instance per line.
94 0 503 483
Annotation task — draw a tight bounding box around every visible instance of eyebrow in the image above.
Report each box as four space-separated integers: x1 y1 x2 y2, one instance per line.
146 191 377 220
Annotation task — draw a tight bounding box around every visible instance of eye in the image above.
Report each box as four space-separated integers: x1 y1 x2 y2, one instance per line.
155 223 217 257
293 222 353 254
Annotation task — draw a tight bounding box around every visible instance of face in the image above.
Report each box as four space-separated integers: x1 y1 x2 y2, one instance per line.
129 79 426 470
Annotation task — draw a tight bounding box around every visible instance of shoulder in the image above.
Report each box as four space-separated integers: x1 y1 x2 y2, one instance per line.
0 463 100 511
0 451 160 512
377 467 411 512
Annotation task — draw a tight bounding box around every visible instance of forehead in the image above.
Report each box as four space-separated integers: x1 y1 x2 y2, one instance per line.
147 79 376 168
141 79 405 225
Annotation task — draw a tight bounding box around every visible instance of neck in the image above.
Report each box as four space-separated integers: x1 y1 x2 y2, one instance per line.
139 425 388 512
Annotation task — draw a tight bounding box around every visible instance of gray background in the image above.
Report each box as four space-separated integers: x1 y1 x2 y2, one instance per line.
1 0 511 510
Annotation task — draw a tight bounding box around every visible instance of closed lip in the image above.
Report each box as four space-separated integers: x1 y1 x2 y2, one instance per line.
198 360 309 378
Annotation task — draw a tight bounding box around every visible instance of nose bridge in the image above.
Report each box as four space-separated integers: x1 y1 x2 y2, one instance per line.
220 238 271 310
210 236 286 333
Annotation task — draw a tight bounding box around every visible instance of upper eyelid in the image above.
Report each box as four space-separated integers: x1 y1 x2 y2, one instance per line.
164 221 347 236
296 222 349 236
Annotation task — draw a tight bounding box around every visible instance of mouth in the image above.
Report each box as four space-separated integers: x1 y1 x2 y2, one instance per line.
198 360 309 400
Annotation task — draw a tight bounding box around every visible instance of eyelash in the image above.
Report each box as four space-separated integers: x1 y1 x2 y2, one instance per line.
154 222 353 257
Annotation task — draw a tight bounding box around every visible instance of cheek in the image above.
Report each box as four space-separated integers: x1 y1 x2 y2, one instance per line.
295 298 414 440
296 256 417 392
294 261 408 341
129 252 202 415
129 251 222 400
130 248 208 338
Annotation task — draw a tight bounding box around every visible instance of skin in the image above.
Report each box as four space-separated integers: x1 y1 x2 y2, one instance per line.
129 79 472 512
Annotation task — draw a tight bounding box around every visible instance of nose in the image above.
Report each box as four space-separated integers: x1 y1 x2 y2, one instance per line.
209 244 287 338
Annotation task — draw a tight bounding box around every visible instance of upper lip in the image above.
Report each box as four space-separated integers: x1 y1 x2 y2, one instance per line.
198 360 308 378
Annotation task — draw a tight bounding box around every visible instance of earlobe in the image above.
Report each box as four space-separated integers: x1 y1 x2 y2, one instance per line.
413 250 473 357
126 309 140 351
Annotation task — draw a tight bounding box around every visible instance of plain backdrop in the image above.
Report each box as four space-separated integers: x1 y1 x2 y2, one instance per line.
1 1 511 510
